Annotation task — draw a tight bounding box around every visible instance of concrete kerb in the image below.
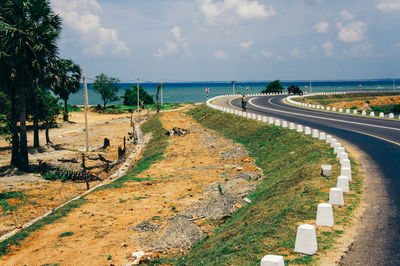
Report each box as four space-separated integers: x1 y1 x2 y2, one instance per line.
206 94 356 260
0 122 149 243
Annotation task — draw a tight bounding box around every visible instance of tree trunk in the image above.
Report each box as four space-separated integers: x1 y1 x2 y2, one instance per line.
45 122 52 145
10 85 20 167
33 116 39 148
33 86 40 148
18 84 29 171
63 98 68 121
103 100 107 108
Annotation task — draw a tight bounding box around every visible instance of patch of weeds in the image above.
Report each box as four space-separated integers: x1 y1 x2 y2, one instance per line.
0 191 28 213
119 199 127 203
107 254 112 260
217 183 223 195
152 216 161 221
58 232 74 238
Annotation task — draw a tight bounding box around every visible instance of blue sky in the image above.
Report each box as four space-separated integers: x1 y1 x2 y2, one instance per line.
51 0 400 82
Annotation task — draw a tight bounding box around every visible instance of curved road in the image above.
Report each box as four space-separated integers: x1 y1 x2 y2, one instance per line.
216 95 400 265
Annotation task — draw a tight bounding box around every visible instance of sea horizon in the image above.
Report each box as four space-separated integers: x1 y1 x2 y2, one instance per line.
69 78 400 106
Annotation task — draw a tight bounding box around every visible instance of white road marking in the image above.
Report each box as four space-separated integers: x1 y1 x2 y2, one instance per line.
246 97 400 132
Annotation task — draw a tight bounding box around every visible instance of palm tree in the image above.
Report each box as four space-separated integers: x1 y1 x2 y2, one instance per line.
0 0 62 170
52 59 82 122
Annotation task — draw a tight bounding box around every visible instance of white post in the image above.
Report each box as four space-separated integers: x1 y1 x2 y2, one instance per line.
82 64 89 152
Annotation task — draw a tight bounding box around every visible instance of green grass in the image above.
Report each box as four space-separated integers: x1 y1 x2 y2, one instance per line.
0 198 87 257
152 104 363 265
67 104 83 112
58 231 74 238
95 113 168 191
371 104 400 114
0 191 28 213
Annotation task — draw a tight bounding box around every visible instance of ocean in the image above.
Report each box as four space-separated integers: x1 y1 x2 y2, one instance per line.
68 79 399 106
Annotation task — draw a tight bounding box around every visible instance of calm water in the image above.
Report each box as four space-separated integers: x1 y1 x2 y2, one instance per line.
69 80 400 105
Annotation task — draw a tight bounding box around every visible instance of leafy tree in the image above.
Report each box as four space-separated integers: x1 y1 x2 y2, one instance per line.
38 88 62 144
262 80 284 93
122 84 154 106
0 0 62 170
92 73 120 108
52 59 82 122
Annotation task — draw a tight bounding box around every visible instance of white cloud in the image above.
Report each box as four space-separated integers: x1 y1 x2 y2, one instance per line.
52 0 130 57
261 50 272 58
154 26 191 58
322 42 334 56
213 50 229 59
337 21 367 43
240 40 254 51
314 21 329 33
290 47 303 58
340 10 355 21
348 41 372 56
393 42 400 47
377 1 400 11
310 45 318 53
199 0 276 24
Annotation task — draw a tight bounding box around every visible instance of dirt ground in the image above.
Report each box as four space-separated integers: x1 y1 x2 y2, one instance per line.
0 109 262 265
326 95 400 110
0 110 138 237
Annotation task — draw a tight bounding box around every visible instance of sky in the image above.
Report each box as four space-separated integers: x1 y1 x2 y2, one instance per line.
51 0 400 82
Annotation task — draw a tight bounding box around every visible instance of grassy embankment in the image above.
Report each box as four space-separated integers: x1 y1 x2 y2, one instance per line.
0 113 168 257
154 105 362 265
293 92 400 114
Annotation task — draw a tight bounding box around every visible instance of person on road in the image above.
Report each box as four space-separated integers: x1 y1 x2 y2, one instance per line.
241 94 247 111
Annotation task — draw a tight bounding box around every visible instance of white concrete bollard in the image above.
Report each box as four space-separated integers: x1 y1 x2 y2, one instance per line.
282 121 288 128
332 107 337 112
339 108 343 112
289 123 295 130
312 129 319 138
353 110 357 114
260 255 285 266
329 187 344 206
316 203 334 227
304 127 311 135
341 167 352 181
262 116 268 122
346 109 350 113
252 113 257 119
341 159 351 168
268 117 274 124
318 132 326 140
247 113 252 119
336 147 345 157
326 135 332 144
327 107 331 111
294 224 318 255
321 106 325 110
337 176 350 193
238 111 243 116
334 143 342 153
296 125 303 132
234 110 238 115
362 111 366 115
339 152 348 161
257 115 262 121
274 119 281 126
243 112 247 118
370 112 375 117
330 138 337 147
379 112 384 118
321 164 332 176
389 113 394 119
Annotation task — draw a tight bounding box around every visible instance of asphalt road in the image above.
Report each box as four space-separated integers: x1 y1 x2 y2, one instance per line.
216 94 400 265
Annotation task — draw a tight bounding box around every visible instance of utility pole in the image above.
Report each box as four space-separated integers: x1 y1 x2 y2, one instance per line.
310 81 312 94
394 79 396 91
137 78 140 122
232 81 235 94
83 65 89 152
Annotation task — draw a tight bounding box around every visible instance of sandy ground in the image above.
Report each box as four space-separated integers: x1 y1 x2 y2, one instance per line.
0 109 261 266
0 110 138 236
